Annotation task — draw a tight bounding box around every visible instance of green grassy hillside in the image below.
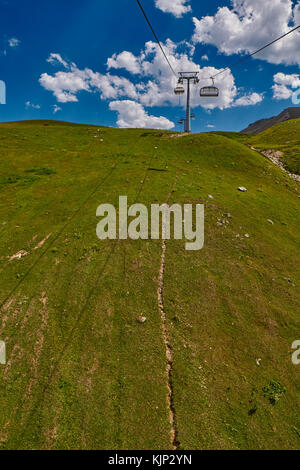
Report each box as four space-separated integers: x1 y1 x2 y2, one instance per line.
244 119 300 176
0 121 299 450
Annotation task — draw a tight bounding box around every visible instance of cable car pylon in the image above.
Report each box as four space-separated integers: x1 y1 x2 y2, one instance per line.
178 113 195 132
174 72 199 133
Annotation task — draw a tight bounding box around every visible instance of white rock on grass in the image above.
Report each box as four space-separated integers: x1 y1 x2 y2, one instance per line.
238 187 247 192
137 316 147 324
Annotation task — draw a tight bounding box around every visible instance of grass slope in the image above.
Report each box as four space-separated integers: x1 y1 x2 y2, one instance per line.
0 121 299 450
243 119 300 176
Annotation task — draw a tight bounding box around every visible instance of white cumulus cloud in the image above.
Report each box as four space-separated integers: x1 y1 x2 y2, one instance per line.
273 72 300 88
107 51 141 74
155 0 191 17
39 57 138 103
40 39 264 127
109 100 174 129
47 53 69 69
233 92 263 107
107 40 251 110
39 69 90 103
272 72 300 99
25 101 40 110
193 0 300 66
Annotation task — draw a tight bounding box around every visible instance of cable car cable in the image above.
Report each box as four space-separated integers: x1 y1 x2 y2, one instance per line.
209 24 300 81
135 0 178 78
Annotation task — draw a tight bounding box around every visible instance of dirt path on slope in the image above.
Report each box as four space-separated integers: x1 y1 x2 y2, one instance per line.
157 178 179 450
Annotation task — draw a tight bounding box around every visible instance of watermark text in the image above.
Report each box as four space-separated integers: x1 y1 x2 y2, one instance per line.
292 340 300 365
0 80 6 104
0 341 6 365
96 196 204 251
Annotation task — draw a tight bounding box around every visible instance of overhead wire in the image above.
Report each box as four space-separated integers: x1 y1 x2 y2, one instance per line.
207 24 300 82
135 0 178 78
135 1 299 85
0 162 119 311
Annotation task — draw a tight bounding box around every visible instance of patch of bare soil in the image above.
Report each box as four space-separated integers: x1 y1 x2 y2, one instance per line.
157 178 179 450
0 306 19 337
9 250 29 261
86 357 99 395
0 298 16 334
8 233 52 264
1 298 15 312
3 344 23 380
20 292 49 423
34 233 52 250
46 413 59 449
30 235 38 244
167 133 189 139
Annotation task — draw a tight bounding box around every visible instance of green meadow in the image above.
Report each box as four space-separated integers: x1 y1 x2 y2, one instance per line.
0 120 299 450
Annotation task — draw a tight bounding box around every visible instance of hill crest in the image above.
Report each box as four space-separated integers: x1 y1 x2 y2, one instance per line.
242 107 300 134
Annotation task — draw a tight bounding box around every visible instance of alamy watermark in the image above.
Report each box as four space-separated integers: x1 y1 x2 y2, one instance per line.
96 196 204 251
292 340 300 365
292 89 300 105
0 80 6 104
0 341 6 365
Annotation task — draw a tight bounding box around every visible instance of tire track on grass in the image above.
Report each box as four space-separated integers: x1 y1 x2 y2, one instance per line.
76 157 154 449
1 160 120 445
0 161 119 434
13 157 152 448
113 153 158 448
115 166 179 450
0 161 119 312
13 238 118 449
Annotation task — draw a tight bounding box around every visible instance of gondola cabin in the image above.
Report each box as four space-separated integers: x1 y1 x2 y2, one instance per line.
174 86 185 95
200 86 219 97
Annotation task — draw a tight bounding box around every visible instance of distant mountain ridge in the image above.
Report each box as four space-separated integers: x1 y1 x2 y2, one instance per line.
241 107 300 134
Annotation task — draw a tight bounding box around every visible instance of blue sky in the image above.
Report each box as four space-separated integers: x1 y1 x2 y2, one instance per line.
1 0 300 132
